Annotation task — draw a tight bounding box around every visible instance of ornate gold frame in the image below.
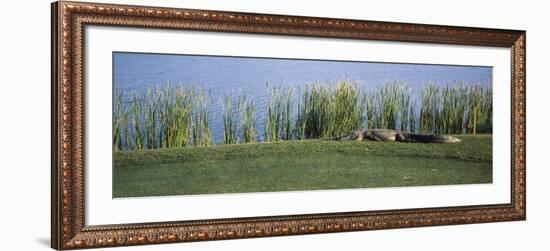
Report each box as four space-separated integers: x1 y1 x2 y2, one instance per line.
51 1 526 249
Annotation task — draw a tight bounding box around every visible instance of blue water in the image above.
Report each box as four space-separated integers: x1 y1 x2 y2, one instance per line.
114 52 492 143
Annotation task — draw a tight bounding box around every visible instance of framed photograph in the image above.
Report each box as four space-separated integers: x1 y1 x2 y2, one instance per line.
51 1 526 249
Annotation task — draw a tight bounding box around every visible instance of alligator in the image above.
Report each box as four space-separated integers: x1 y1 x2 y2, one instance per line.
337 129 461 143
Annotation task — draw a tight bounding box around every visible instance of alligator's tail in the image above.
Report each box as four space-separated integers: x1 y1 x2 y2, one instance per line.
404 134 461 143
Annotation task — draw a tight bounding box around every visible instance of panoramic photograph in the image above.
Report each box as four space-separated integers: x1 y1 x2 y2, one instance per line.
112 52 493 198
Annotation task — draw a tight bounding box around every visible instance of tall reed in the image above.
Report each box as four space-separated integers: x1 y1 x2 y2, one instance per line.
192 91 213 146
408 102 417 133
121 104 131 150
239 95 257 143
264 84 292 141
222 94 239 144
144 89 159 149
376 82 402 130
420 84 440 134
398 85 413 132
281 88 293 140
295 83 334 139
364 90 378 130
131 93 145 150
295 88 308 140
113 91 124 151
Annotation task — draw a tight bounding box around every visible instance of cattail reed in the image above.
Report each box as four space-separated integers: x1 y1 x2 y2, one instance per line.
295 83 333 139
376 82 402 130
265 84 292 142
398 84 413 132
131 93 145 150
332 80 363 137
364 90 378 130
222 94 239 144
160 85 194 148
192 91 213 146
239 95 257 143
113 91 124 151
144 89 158 149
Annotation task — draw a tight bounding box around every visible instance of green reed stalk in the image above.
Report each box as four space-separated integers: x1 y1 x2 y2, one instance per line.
239 95 257 143
222 94 239 144
192 92 213 146
144 89 158 149
376 82 402 130
265 84 290 141
298 83 333 139
398 84 412 132
420 84 439 134
113 91 124 151
157 85 193 148
332 80 362 136
364 90 377 130
408 102 417 133
131 93 144 150
295 88 308 140
281 88 293 140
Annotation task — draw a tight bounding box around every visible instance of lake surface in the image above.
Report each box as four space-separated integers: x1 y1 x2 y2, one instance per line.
113 52 492 143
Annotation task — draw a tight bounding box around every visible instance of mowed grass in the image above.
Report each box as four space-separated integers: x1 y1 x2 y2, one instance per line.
113 135 492 198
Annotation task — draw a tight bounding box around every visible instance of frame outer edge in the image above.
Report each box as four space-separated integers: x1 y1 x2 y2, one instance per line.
51 1 62 250
520 32 526 220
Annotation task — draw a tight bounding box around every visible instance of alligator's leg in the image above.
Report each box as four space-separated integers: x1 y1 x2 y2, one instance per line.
396 132 417 142
396 133 406 142
365 134 383 141
338 132 357 141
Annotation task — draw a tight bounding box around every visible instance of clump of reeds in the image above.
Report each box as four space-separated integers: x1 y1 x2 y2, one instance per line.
281 89 293 141
131 93 145 150
192 91 213 146
295 88 308 140
465 85 492 134
294 80 364 139
295 82 334 139
113 84 200 150
239 95 257 143
362 82 415 132
375 82 402 130
222 94 239 144
420 84 439 134
264 84 293 142
408 102 417 133
420 82 492 134
144 89 159 149
159 85 194 148
332 80 363 137
364 90 378 130
398 85 413 132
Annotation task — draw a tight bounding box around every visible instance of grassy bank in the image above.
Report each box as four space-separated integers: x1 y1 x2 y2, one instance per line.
113 134 492 198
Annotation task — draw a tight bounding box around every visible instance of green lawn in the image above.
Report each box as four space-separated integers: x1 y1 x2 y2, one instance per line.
113 135 492 198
